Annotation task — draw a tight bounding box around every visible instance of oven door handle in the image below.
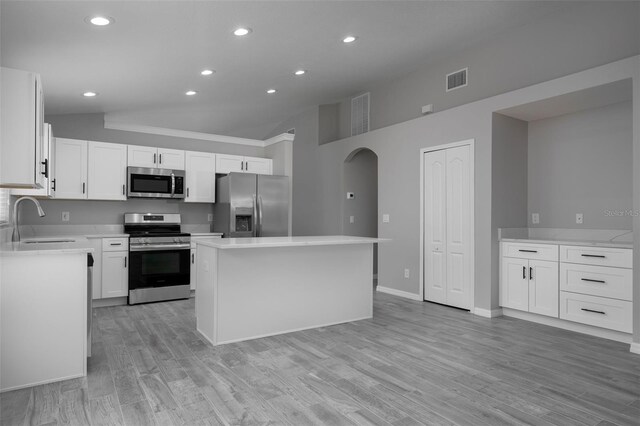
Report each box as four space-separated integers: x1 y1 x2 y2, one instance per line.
130 244 191 252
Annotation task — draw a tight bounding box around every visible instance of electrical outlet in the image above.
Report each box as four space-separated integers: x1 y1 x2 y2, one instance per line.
382 214 390 223
404 268 410 278
207 214 213 222
576 213 583 224
346 192 355 199
532 213 539 224
61 211 70 222
349 215 355 224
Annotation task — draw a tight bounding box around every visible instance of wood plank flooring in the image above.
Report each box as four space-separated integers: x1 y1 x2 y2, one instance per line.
1 292 639 425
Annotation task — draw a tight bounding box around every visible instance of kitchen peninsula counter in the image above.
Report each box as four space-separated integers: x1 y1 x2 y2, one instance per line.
195 235 380 345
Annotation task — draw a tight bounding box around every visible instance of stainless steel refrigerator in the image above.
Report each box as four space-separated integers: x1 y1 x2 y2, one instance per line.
213 173 290 237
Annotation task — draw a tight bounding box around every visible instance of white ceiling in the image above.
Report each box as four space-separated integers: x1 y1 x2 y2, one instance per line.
1 1 568 139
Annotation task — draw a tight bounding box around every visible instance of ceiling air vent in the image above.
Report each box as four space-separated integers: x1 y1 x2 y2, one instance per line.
351 92 370 137
446 67 468 92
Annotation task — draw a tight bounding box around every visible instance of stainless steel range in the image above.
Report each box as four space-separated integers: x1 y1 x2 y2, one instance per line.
125 213 191 305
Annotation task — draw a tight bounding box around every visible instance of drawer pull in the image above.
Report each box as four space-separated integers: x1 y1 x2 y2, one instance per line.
110 243 122 246
518 249 538 253
581 308 605 315
581 254 605 258
581 278 605 284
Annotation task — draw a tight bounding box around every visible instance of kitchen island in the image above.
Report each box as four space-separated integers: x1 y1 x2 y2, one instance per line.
195 236 379 345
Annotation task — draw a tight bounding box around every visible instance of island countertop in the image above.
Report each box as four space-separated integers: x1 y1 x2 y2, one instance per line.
195 235 383 249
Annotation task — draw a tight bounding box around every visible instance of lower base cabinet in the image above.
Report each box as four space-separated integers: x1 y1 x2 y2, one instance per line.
102 251 128 298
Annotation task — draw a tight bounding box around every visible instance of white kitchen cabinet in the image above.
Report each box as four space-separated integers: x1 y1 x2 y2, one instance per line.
127 145 157 168
88 141 127 200
216 154 272 175
499 242 559 317
0 67 45 189
87 238 103 300
190 248 197 291
11 123 54 197
185 151 216 203
54 138 88 199
127 145 185 170
102 251 128 298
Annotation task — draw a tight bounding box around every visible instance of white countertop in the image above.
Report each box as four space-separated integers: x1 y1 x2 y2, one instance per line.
196 235 383 249
500 237 633 249
191 233 223 237
0 237 94 256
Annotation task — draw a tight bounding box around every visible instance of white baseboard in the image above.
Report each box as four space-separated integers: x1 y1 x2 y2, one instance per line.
92 297 127 308
376 286 422 301
630 342 640 355
473 307 503 318
502 308 632 344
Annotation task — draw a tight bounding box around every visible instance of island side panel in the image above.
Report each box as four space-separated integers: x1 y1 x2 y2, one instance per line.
1 253 87 392
195 244 218 345
215 243 373 345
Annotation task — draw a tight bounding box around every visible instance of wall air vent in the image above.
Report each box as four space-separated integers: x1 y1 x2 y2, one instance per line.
351 92 370 137
446 67 468 92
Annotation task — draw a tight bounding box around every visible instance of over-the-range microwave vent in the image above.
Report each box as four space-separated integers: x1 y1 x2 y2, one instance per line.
351 92 370 137
446 67 468 92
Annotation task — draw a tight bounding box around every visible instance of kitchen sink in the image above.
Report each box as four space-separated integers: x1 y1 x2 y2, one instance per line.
23 239 76 244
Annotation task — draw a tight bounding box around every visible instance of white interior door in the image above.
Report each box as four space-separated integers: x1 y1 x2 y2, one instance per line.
444 145 471 309
424 149 447 304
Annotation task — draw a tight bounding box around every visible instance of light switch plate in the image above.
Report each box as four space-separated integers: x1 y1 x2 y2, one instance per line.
349 215 355 224
404 268 410 278
532 213 539 224
382 214 390 223
576 213 583 224
62 211 70 222
207 214 213 222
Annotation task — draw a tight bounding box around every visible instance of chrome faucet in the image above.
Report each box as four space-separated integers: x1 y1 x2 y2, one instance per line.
12 196 46 242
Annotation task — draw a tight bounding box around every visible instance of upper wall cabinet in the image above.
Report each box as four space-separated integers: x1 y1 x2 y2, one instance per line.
88 141 127 200
0 67 45 188
216 154 272 175
12 124 54 198
54 138 88 199
185 151 216 203
127 145 185 170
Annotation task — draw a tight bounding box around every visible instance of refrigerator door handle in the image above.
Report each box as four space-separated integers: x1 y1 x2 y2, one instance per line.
258 195 264 237
252 194 258 237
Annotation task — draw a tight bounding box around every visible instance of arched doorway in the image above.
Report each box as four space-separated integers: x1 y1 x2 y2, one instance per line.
343 148 378 284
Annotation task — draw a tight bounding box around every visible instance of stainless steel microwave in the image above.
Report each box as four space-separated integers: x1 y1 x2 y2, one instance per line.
127 167 185 199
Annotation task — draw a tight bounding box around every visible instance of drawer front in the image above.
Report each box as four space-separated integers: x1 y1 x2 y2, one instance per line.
502 242 558 261
190 235 222 249
102 237 129 252
560 263 632 301
560 245 632 268
559 292 632 333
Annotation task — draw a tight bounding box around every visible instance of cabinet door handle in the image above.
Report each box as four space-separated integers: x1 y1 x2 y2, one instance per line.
187 188 190 197
122 184 125 195
529 267 533 280
192 253 195 263
241 161 244 171
245 161 248 171
153 153 157 164
51 179 56 191
41 159 48 177
581 254 605 258
581 308 605 315
523 266 526 279
581 278 606 284
82 182 85 194
159 154 162 164
518 249 538 253
124 257 127 268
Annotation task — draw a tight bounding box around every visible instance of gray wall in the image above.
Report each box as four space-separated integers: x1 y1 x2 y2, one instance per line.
491 113 529 307
528 101 633 229
320 2 639 141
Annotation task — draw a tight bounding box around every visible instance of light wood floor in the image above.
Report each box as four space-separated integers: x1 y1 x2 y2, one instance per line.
1 292 639 426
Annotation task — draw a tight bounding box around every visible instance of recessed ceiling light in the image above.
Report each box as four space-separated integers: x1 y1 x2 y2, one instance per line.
87 16 113 26
200 69 215 76
343 35 357 43
82 91 98 97
185 90 197 96
294 70 306 76
233 27 252 36
266 89 276 94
